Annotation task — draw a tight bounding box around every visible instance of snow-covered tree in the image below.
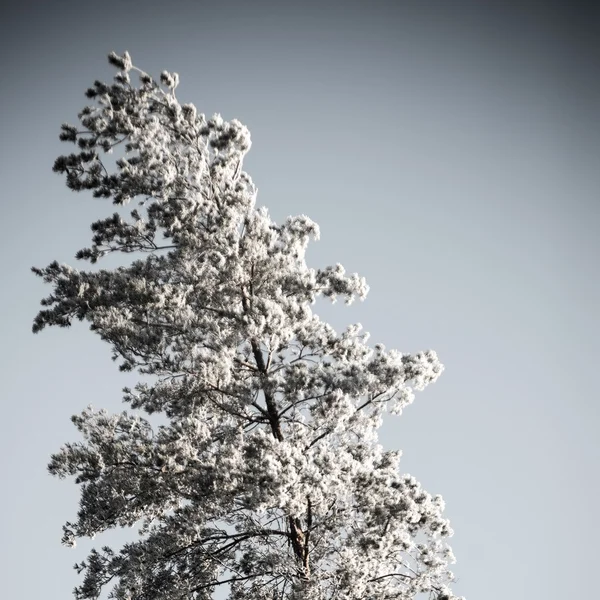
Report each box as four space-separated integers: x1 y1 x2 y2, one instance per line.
33 52 463 600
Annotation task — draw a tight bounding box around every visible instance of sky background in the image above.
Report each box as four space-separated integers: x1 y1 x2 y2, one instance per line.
1 1 598 599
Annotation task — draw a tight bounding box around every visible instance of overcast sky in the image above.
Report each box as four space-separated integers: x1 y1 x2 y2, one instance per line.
1 1 598 599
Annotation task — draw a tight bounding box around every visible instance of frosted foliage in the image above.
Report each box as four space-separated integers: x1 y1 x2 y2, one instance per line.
34 52 462 600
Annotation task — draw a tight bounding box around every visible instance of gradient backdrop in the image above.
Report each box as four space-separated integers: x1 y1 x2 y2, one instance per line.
1 1 598 599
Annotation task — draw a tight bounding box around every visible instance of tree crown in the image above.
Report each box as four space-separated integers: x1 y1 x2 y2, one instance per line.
34 51 462 600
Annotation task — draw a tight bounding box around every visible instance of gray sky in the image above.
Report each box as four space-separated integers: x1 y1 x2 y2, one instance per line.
1 1 598 599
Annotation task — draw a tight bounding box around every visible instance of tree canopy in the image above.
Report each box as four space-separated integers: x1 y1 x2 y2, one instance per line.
33 51 462 600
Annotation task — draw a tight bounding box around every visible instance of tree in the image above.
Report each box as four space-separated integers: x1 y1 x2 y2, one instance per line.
33 52 463 600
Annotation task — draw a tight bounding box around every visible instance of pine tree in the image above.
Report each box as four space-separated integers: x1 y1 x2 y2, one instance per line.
33 52 463 600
